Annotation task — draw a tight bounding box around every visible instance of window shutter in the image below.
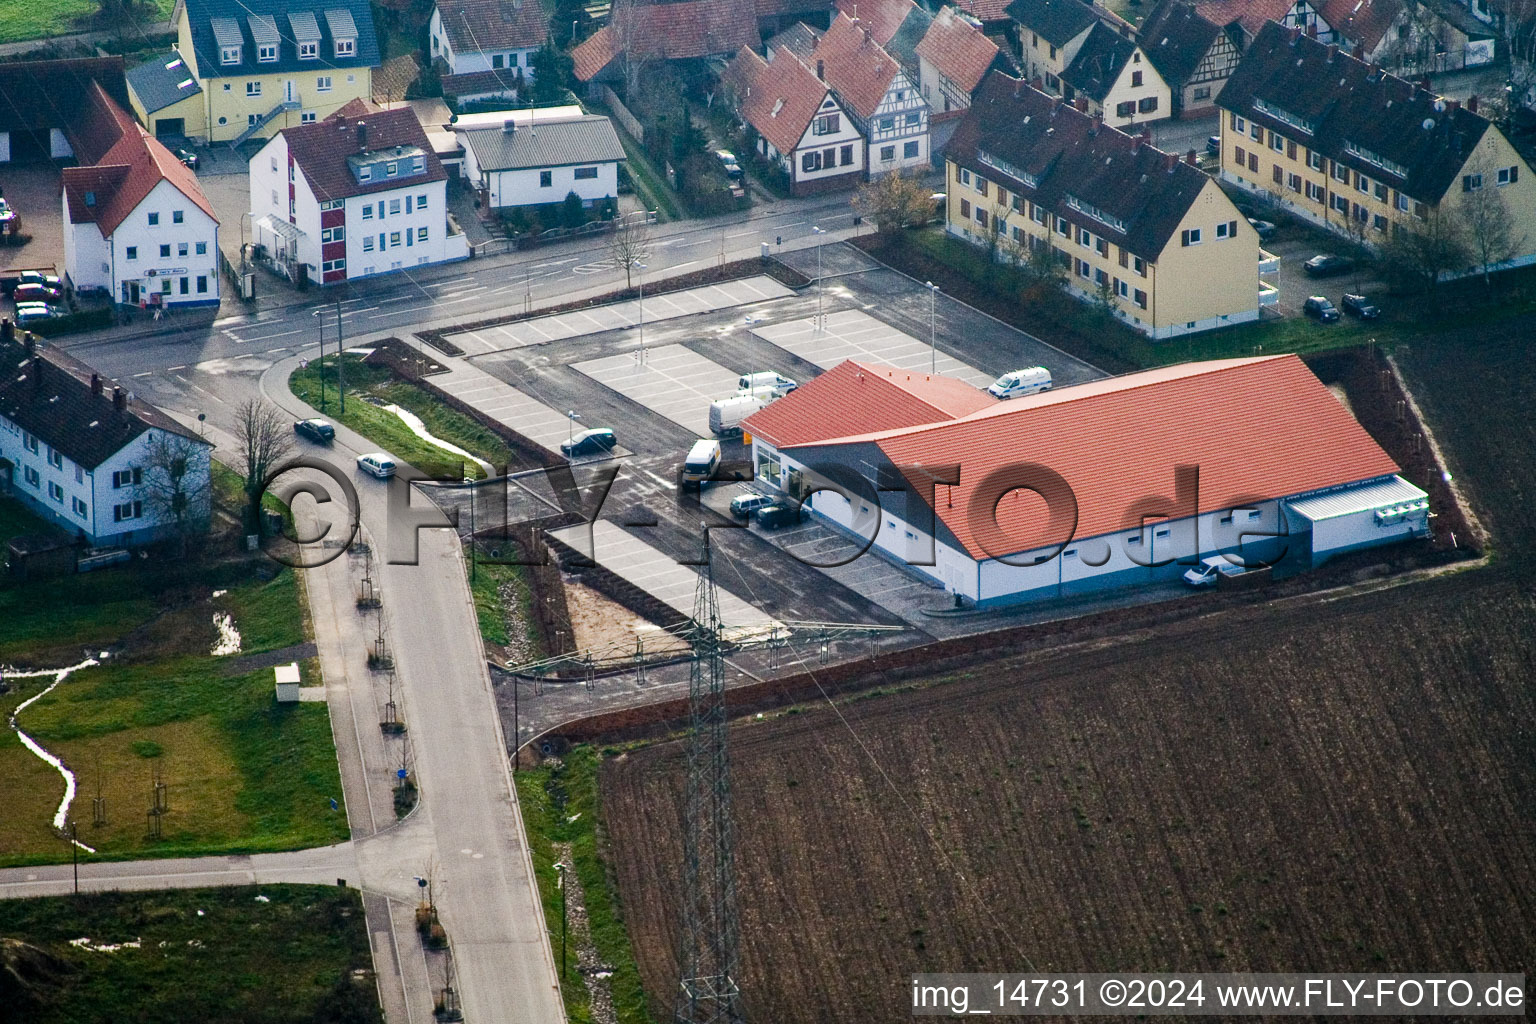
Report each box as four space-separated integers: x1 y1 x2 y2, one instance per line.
1512 165 1520 183
1273 165 1283 184
1118 248 1128 268
1181 229 1189 246
1463 175 1472 192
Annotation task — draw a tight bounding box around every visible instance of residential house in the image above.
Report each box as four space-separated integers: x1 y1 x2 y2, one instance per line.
0 57 129 163
810 14 931 174
1216 22 1536 269
0 328 212 548
1136 0 1240 117
571 0 759 85
457 112 626 209
61 82 221 307
1191 0 1494 74
160 0 380 144
947 74 1264 337
833 0 934 77
1009 0 1170 125
741 354 1428 608
428 0 548 104
917 6 1009 113
249 101 467 285
722 45 865 194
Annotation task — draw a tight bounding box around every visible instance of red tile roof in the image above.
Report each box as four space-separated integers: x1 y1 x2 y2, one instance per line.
811 13 907 120
721 46 832 155
1191 0 1294 36
951 0 1015 24
791 355 1399 559
60 82 217 236
916 6 1000 95
0 57 128 134
834 0 920 44
279 103 448 201
572 0 761 80
1317 0 1403 52
742 359 996 448
436 0 548 53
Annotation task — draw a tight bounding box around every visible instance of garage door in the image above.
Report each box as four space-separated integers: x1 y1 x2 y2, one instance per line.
154 118 184 138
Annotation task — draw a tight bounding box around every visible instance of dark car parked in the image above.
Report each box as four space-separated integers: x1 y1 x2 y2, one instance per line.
1303 254 1355 277
1303 296 1341 322
174 147 199 170
561 428 617 457
1247 217 1277 240
754 502 804 530
1206 135 1220 156
294 418 336 444
1341 293 1381 319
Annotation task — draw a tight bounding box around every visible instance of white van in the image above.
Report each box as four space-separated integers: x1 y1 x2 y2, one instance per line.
1182 556 1249 587
738 371 797 394
987 367 1053 399
682 439 721 486
709 393 767 435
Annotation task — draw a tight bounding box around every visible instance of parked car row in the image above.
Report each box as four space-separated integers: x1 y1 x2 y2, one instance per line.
1303 292 1382 323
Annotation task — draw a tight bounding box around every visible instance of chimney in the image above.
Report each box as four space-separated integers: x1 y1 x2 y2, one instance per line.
91 372 103 396
1131 133 1143 154
1306 22 1318 36
1447 97 1460 111
112 386 126 413
1468 94 1479 113
1140 126 1151 145
1165 151 1177 171
1186 148 1197 165
1326 42 1338 60
1032 75 1044 91
504 118 517 133
816 58 825 79
1074 96 1088 112
23 332 36 356
356 120 367 149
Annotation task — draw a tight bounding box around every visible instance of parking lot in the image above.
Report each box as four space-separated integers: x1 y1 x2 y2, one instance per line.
445 276 793 355
0 162 68 286
431 361 629 458
574 343 743 437
751 309 993 386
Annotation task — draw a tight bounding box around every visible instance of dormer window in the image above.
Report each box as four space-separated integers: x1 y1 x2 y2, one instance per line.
336 37 355 56
359 166 372 181
299 40 317 59
221 46 241 64
258 43 277 61
386 161 398 177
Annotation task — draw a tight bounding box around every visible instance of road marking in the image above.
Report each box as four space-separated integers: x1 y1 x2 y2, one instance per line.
672 260 700 270
726 230 754 238
132 371 152 378
529 258 578 268
168 364 186 371
237 328 304 342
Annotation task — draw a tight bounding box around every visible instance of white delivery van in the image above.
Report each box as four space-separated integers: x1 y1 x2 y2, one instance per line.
682 439 722 486
987 367 1053 399
709 393 767 435
1183 555 1249 587
738 371 797 394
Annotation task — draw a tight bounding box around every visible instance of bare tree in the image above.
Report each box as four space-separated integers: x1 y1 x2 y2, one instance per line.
851 170 934 236
233 399 295 533
1491 0 1536 124
1458 152 1526 284
606 212 651 290
141 431 212 553
1379 207 1472 290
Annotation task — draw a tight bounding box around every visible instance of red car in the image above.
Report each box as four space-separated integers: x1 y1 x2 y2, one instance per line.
14 283 64 305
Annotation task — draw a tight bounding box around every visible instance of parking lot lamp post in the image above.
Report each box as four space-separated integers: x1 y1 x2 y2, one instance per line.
568 410 580 443
633 259 648 362
812 225 826 330
925 280 939 374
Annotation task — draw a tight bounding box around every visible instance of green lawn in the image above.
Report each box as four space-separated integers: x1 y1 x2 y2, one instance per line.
517 747 656 1024
289 354 516 479
0 885 381 1024
0 0 175 45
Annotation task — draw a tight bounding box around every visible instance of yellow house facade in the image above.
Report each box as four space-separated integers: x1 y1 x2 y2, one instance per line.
161 0 380 144
1217 22 1536 271
947 75 1262 338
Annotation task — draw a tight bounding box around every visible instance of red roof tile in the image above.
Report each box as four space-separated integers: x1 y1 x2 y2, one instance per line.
722 46 832 155
794 356 1399 559
60 82 217 236
834 0 920 44
811 13 907 120
573 0 761 80
742 359 996 448
916 6 1000 94
951 0 1015 24
1191 0 1294 36
1317 0 1403 52
279 103 448 201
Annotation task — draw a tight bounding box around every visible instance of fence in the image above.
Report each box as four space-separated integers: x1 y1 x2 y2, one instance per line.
599 84 645 144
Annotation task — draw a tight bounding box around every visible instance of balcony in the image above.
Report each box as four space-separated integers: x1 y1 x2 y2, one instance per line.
1258 248 1280 275
1259 282 1279 307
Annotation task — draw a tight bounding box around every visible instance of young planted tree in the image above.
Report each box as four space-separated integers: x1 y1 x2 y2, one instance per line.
1378 207 1472 291
233 399 295 533
141 432 211 555
851 170 933 237
606 213 651 289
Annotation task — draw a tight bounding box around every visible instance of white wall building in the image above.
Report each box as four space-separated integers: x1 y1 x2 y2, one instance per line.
722 46 866 196
60 82 220 307
429 0 548 102
250 101 467 286
457 114 625 209
0 332 211 548
812 14 931 175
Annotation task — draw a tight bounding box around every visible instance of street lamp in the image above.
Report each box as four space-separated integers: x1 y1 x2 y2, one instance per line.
632 259 648 363
924 280 940 374
811 225 826 331
567 410 580 443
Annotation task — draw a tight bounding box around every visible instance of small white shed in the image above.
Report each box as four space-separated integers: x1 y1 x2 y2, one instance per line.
274 662 302 703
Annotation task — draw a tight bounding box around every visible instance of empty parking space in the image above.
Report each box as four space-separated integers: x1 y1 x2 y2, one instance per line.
431 364 619 456
446 276 794 354
547 520 779 637
751 310 992 386
573 344 741 437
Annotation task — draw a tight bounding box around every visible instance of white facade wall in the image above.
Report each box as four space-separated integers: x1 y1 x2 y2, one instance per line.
61 210 113 293
430 6 538 78
862 70 930 174
480 160 618 208
345 179 460 278
0 415 209 547
102 179 220 306
250 133 292 235
788 96 865 186
919 57 972 114
1287 503 1429 566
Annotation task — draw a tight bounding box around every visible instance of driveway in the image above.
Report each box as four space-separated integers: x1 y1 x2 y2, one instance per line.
0 162 66 277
